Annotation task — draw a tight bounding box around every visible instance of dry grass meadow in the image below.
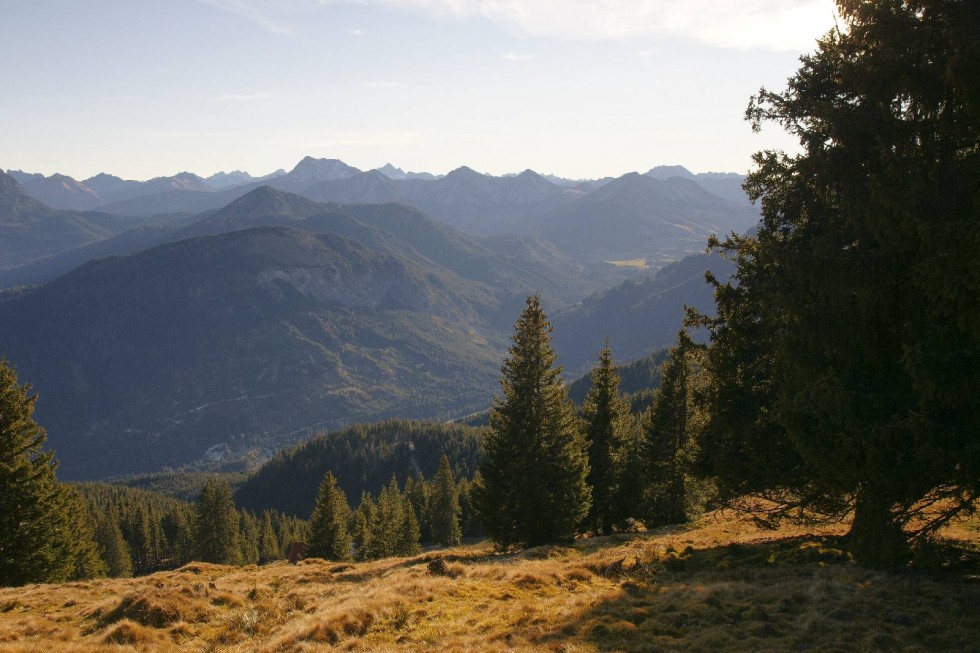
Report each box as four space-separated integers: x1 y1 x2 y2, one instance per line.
1 511 978 653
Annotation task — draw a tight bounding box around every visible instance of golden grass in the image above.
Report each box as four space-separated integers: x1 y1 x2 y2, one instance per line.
1 511 977 652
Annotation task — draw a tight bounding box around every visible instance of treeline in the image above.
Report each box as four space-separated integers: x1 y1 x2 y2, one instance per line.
234 420 484 518
304 455 482 562
73 482 307 576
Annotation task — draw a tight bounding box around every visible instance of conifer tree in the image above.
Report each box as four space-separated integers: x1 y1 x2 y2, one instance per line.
405 475 431 543
94 511 133 578
351 493 374 561
429 454 462 547
581 341 632 536
367 476 404 559
0 360 90 586
258 511 281 564
239 511 260 565
307 472 352 561
698 0 980 565
194 478 242 565
473 295 591 547
64 488 107 580
397 497 422 556
642 331 711 527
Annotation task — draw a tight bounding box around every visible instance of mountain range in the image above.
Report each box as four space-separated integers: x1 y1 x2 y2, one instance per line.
5 156 757 270
0 157 746 481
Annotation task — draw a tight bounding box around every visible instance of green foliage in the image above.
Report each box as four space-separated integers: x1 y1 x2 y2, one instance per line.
307 472 352 561
364 476 420 559
235 419 484 518
258 511 281 564
0 360 97 586
568 348 668 406
699 0 980 566
642 332 712 527
239 511 260 565
581 342 633 536
473 296 591 547
195 478 242 565
430 455 462 547
93 510 133 578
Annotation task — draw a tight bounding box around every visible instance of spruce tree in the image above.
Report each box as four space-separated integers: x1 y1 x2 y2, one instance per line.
429 455 461 547
194 478 242 565
397 497 422 557
700 0 980 565
307 472 352 561
94 511 133 578
581 341 632 536
239 511 260 565
350 493 374 561
642 332 710 527
258 511 281 564
472 295 591 547
64 488 107 580
0 360 88 586
367 476 404 559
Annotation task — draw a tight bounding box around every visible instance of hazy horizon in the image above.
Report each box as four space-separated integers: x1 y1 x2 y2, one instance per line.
1 0 838 181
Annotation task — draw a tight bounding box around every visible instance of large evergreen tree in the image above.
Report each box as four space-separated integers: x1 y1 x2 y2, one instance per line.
581 341 632 536
307 472 352 561
699 0 980 565
0 360 93 586
472 295 591 547
642 332 711 527
429 454 462 547
194 478 242 565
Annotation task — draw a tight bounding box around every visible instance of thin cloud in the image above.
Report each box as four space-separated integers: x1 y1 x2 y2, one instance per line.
503 52 535 62
349 28 365 36
323 0 837 52
196 0 297 35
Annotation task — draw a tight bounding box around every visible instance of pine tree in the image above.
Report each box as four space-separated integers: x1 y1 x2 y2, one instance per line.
397 497 422 557
94 510 133 578
307 472 352 561
642 332 710 527
0 360 89 586
472 295 591 548
194 478 242 565
239 511 260 565
258 511 281 564
405 475 431 544
429 454 461 547
64 487 107 580
700 0 980 565
367 476 404 559
581 341 632 536
350 493 374 561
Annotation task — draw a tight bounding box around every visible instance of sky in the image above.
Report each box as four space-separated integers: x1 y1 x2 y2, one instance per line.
0 0 839 181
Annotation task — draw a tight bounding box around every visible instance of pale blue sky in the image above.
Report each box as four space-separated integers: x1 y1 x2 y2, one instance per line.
0 0 838 181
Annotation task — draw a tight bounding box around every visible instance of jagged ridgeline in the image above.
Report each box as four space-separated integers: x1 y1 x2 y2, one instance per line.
234 420 484 518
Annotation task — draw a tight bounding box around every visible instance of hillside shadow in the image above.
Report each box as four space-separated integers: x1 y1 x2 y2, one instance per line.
538 535 980 652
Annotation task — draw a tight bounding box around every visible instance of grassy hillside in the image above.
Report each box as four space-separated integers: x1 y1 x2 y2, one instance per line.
1 512 977 652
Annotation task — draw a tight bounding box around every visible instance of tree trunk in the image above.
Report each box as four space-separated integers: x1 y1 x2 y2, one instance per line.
846 487 908 567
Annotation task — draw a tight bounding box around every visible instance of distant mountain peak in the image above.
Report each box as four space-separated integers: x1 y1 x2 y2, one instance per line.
377 163 406 179
216 185 324 219
445 165 485 179
287 156 361 183
645 165 695 180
